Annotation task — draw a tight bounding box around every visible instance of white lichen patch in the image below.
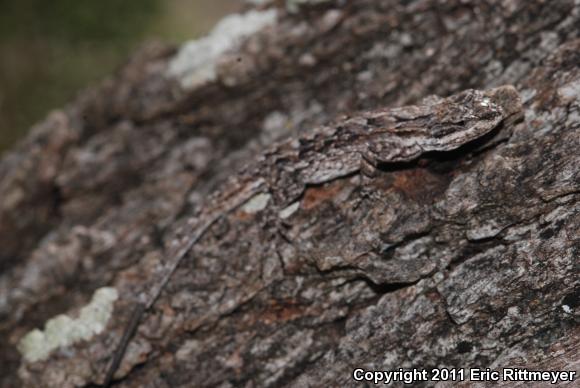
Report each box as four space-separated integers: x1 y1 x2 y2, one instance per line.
167 9 278 89
17 287 118 363
562 304 572 313
241 193 272 214
279 201 300 219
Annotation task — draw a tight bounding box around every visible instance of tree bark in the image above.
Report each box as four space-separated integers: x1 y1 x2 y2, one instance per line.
1 1 578 387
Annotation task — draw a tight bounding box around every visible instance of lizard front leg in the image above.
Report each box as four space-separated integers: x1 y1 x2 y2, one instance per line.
359 150 380 178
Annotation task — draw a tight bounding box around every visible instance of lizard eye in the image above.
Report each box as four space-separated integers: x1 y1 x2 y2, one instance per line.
475 107 498 120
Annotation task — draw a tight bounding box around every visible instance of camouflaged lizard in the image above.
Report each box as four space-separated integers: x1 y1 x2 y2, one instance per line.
104 85 522 386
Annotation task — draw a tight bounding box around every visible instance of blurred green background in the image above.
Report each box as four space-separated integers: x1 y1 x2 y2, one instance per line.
0 0 237 155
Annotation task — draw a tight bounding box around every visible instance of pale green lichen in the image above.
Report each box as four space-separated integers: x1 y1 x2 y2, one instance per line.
242 193 272 214
167 9 278 89
17 287 118 363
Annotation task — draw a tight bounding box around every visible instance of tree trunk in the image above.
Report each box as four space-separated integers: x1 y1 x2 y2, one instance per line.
1 1 578 387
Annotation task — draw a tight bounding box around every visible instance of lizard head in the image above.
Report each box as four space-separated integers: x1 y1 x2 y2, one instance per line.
485 85 523 118
441 85 522 127
364 85 523 164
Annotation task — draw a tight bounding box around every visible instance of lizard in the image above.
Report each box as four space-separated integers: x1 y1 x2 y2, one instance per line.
103 85 522 386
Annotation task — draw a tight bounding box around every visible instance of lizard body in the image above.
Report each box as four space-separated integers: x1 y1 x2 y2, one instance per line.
104 85 522 386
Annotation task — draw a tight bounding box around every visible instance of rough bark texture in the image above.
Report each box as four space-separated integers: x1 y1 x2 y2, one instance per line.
0 1 578 387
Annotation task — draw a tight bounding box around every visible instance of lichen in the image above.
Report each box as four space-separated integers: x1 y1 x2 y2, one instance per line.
166 9 278 89
562 304 572 313
241 193 272 214
17 287 118 363
279 201 300 219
